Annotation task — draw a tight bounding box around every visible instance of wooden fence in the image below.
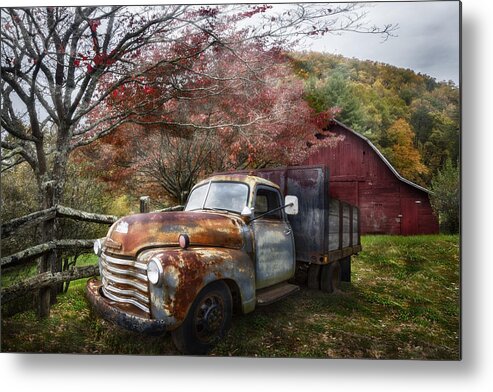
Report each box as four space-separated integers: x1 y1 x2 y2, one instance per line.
1 205 118 315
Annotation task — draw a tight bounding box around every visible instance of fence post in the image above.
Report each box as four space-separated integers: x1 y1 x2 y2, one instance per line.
38 182 55 318
140 196 150 213
2 204 118 316
38 251 52 317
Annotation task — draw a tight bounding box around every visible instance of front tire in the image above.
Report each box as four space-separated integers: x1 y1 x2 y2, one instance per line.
171 280 232 355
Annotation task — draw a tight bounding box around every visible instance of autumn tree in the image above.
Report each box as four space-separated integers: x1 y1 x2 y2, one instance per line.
82 42 341 204
1 6 197 315
412 89 460 177
135 130 226 204
1 4 395 316
381 118 428 184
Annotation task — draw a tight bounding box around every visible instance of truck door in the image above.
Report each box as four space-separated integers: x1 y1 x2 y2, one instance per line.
252 186 295 289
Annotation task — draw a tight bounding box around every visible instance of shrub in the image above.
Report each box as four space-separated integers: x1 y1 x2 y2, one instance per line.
430 159 460 233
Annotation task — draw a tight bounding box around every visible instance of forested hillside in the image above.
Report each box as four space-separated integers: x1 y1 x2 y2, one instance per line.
290 52 460 188
1 49 460 234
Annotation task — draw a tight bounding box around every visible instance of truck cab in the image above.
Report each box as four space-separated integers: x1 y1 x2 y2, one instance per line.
186 175 299 289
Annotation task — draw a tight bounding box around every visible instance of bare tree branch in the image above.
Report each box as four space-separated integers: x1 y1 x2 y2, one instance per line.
1 4 395 205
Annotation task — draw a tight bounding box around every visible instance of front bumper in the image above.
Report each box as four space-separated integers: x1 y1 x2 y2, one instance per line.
86 278 174 334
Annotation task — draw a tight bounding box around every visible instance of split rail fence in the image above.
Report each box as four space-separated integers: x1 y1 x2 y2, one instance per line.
1 205 117 314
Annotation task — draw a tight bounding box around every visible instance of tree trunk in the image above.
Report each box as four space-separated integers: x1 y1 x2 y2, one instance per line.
36 128 72 317
38 181 56 317
38 205 66 310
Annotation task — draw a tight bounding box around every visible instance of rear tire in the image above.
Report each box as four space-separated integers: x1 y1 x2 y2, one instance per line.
340 256 351 282
307 264 321 290
171 281 232 355
320 262 341 293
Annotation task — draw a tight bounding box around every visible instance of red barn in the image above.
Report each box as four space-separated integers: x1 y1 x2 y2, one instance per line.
303 120 439 235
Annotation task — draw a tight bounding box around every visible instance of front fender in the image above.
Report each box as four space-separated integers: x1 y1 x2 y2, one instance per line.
139 248 255 327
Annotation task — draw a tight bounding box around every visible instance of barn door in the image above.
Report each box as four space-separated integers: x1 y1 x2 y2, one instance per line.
367 202 385 234
401 199 419 235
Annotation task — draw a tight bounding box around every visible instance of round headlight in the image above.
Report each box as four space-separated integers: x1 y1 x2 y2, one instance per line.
179 233 190 249
93 239 102 256
147 258 163 286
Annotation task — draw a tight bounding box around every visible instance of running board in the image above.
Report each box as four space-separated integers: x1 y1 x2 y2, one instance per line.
256 282 300 306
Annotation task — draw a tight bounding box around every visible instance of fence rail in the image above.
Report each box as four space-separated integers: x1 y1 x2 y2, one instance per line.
1 205 117 239
1 239 96 268
1 205 117 310
1 265 99 303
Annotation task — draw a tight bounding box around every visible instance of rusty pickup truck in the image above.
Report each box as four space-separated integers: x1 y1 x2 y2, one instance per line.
86 165 361 354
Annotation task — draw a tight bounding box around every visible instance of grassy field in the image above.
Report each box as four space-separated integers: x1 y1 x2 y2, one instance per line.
1 235 460 359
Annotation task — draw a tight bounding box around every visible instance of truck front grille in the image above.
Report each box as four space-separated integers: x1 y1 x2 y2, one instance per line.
100 253 150 314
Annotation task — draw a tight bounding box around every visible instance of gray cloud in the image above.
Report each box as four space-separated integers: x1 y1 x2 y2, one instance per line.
304 1 460 84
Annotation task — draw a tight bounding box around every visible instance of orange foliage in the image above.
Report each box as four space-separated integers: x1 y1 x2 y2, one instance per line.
383 119 428 183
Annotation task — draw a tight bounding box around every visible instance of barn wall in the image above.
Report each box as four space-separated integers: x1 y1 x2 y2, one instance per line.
304 123 439 235
399 183 439 235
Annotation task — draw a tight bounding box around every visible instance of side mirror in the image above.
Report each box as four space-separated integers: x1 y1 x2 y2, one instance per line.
241 206 253 218
284 195 299 215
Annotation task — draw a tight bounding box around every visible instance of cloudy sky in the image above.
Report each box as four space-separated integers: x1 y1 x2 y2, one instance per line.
303 1 460 84
5 0 461 85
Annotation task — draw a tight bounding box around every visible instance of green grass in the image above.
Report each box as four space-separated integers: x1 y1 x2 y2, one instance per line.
1 254 98 289
1 235 460 359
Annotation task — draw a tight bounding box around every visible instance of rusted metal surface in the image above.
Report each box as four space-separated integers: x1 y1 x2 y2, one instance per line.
87 178 260 333
219 167 328 264
141 247 255 324
90 244 255 332
104 211 244 257
86 278 172 334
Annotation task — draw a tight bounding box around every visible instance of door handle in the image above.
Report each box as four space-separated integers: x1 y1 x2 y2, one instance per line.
284 228 292 235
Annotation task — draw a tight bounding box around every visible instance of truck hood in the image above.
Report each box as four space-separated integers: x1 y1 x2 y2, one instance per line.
103 211 245 257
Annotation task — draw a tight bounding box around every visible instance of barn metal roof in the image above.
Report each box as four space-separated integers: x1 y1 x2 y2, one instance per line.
332 120 431 194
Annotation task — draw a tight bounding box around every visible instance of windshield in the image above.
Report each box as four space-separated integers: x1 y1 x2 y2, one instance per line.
185 182 249 213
